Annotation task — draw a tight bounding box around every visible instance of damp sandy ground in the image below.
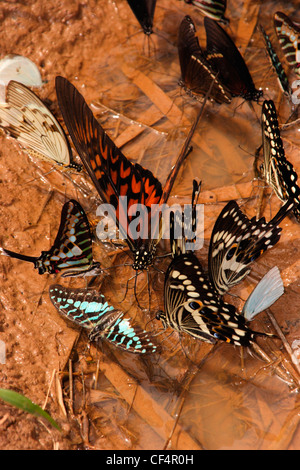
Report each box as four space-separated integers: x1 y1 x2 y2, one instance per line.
0 0 300 450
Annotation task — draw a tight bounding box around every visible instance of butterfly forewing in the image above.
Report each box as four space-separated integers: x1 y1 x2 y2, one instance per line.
55 77 164 260
126 0 157 35
208 198 294 295
49 284 158 353
178 16 232 104
204 17 262 101
274 11 300 76
0 80 81 170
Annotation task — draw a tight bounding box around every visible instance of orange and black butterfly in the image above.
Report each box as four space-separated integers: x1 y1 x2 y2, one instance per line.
55 76 192 273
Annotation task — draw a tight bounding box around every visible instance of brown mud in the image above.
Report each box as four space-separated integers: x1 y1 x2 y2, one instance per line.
0 0 300 450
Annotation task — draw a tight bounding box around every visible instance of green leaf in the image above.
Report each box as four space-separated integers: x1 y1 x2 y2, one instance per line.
0 388 61 431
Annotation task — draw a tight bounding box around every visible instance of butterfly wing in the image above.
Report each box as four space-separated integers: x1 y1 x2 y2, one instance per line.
261 100 300 221
49 284 115 329
242 267 284 321
0 80 81 170
161 252 269 346
49 284 158 353
274 11 300 76
126 0 157 35
37 199 99 276
95 315 159 353
0 54 42 87
177 15 232 104
260 26 291 95
204 17 262 101
55 76 163 266
208 198 294 296
185 0 228 24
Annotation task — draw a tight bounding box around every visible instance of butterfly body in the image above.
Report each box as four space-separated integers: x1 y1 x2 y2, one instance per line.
49 284 158 353
0 81 82 171
261 100 300 221
2 200 101 277
274 11 300 76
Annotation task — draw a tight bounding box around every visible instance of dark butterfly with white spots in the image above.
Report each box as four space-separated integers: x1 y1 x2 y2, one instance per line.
0 80 82 171
49 284 158 353
1 200 101 277
203 17 263 102
208 197 295 295
259 100 300 222
260 25 291 96
126 0 157 36
178 15 232 103
156 181 286 347
55 76 195 273
184 0 228 25
274 11 300 77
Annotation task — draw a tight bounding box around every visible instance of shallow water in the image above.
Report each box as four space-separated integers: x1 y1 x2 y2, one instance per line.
0 0 300 450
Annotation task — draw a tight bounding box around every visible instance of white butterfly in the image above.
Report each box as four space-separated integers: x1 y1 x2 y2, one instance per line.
0 80 81 170
242 266 284 321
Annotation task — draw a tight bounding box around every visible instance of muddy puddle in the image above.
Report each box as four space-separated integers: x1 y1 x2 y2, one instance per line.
0 0 299 450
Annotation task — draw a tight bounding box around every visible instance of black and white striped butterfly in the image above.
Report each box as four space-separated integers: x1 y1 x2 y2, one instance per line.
1 200 101 277
49 284 158 354
0 80 82 171
259 100 300 222
274 11 300 77
157 181 292 347
184 0 228 25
